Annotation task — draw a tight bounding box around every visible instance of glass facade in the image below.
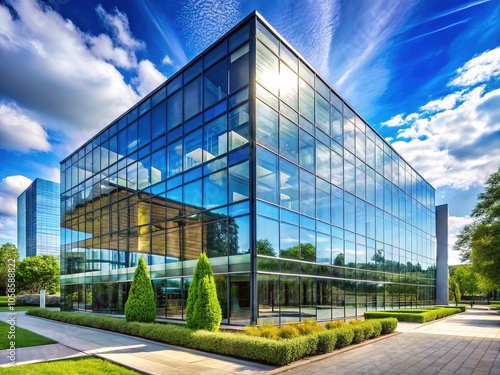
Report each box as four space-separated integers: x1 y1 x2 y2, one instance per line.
60 13 436 325
17 178 60 260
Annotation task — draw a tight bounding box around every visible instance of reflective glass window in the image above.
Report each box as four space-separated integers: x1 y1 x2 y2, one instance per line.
229 22 249 51
280 222 299 259
229 161 249 203
151 101 166 140
279 116 298 163
299 129 315 172
256 215 279 256
256 41 279 95
256 147 278 204
167 139 182 177
138 112 151 148
184 179 202 208
228 103 250 150
167 91 182 130
300 227 316 261
229 44 249 93
344 119 355 154
315 94 330 134
256 99 278 152
317 232 331 264
355 127 365 161
280 63 298 110
257 22 278 54
299 79 314 122
356 167 366 200
280 44 298 72
299 61 314 87
184 58 202 83
204 40 226 68
204 170 227 209
183 128 202 171
300 169 315 217
184 76 202 120
331 106 343 144
203 115 227 162
316 142 330 181
316 178 330 223
331 151 343 188
280 159 299 211
127 121 138 153
151 148 167 184
233 215 250 254
204 60 227 109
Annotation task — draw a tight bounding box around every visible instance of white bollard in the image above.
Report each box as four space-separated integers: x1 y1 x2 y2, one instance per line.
40 290 46 308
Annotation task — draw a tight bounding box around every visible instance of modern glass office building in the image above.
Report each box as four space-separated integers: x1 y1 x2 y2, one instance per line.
60 12 437 325
17 178 60 260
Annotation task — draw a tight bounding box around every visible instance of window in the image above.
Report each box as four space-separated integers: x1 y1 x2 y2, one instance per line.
229 162 249 203
204 170 227 209
299 129 315 172
256 41 279 95
256 147 278 204
280 63 298 110
228 104 249 150
299 79 314 122
204 60 227 109
256 100 278 152
280 160 299 211
315 94 329 134
229 44 249 93
167 91 182 130
300 169 315 217
203 115 227 161
183 128 203 170
167 139 182 177
184 76 202 120
279 116 298 162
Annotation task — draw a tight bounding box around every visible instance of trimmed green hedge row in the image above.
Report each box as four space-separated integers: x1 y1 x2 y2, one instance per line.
26 309 397 366
364 307 463 323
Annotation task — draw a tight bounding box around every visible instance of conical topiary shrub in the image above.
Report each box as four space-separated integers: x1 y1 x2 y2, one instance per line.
186 253 222 331
124 257 156 323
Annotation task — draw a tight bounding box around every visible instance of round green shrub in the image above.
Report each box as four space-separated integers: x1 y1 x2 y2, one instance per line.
349 324 365 344
280 324 300 339
334 327 354 348
379 318 398 334
124 257 156 323
325 320 347 330
368 320 382 338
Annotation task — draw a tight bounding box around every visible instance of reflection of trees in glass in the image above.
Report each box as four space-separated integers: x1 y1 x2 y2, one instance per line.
280 243 315 262
206 214 239 257
214 275 228 319
256 238 275 256
372 249 385 269
333 253 344 266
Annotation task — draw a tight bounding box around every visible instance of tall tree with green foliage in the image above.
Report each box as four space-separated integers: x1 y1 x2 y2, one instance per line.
124 257 156 323
449 264 480 297
449 275 461 306
0 243 19 295
186 253 222 331
454 168 500 289
17 255 59 294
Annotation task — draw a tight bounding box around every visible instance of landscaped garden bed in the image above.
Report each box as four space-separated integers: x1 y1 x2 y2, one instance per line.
364 306 466 323
26 308 397 366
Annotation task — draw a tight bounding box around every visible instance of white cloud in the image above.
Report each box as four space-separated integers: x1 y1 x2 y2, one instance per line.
95 4 145 51
162 55 174 66
0 175 32 217
0 217 17 245
132 60 167 97
0 0 142 150
88 33 137 69
392 86 500 189
420 90 466 112
382 113 406 127
0 102 51 152
449 47 500 87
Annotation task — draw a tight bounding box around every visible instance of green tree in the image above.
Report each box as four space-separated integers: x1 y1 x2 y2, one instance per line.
449 275 461 306
256 239 276 256
0 243 19 295
454 168 500 289
186 253 222 331
17 255 59 294
124 257 156 323
450 264 480 297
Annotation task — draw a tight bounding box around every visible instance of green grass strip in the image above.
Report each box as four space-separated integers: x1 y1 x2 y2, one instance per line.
0 321 56 349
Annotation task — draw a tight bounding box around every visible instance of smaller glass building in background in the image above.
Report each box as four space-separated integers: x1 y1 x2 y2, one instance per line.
17 178 60 260
60 12 438 325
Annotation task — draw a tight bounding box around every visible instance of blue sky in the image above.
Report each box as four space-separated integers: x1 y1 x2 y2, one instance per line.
0 0 499 264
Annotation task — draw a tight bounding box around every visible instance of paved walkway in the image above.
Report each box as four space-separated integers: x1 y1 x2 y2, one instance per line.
277 306 500 375
0 312 274 374
1 306 499 374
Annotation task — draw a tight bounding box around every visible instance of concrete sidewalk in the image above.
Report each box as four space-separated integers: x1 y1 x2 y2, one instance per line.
0 312 274 374
277 306 500 375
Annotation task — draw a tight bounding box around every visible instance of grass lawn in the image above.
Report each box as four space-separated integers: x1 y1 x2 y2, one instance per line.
0 321 56 349
0 306 34 312
1 357 140 374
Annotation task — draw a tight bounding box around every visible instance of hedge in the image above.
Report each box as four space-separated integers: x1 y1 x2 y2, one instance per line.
26 309 397 366
364 307 462 323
